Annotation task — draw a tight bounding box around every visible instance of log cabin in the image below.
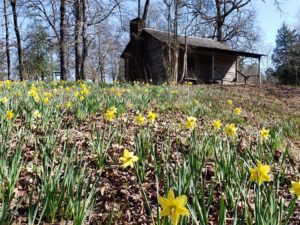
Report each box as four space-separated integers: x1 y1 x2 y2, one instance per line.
121 18 264 85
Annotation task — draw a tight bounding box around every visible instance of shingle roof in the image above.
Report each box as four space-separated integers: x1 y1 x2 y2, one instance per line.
144 28 232 50
143 28 264 58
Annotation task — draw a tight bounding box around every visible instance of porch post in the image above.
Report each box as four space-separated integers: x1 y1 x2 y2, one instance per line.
258 57 261 85
212 53 215 81
235 57 238 82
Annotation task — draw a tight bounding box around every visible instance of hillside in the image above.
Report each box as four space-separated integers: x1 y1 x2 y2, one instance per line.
0 81 299 224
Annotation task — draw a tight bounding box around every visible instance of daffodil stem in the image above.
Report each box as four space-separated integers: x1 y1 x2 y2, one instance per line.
135 166 155 225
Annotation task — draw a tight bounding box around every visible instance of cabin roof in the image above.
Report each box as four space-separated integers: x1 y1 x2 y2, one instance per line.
143 28 264 58
121 28 265 58
144 28 233 51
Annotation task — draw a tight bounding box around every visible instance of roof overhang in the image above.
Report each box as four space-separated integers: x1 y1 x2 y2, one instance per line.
186 45 265 59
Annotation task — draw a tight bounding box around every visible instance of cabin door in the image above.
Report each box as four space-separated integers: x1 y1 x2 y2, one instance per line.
199 56 211 82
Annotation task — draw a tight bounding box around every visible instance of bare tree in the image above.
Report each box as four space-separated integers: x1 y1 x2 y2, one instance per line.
3 0 11 80
80 0 88 80
10 0 24 80
74 0 82 81
185 0 258 50
60 0 67 80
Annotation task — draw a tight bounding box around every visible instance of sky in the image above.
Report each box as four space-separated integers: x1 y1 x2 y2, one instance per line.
254 0 299 47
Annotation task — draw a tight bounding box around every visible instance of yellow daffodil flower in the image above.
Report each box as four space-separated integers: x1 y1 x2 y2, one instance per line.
66 101 72 109
158 189 190 225
42 97 49 104
233 107 241 115
119 149 138 168
225 123 237 137
260 128 270 142
33 110 41 119
185 116 197 130
134 114 146 126
6 110 14 120
147 110 157 123
34 95 40 102
28 89 38 97
212 119 222 130
104 107 117 122
249 161 271 185
289 181 300 199
0 97 8 104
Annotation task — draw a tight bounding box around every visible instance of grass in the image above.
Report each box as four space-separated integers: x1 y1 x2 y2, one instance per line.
0 80 299 224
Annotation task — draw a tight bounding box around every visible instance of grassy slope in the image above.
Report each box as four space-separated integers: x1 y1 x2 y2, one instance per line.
0 82 299 224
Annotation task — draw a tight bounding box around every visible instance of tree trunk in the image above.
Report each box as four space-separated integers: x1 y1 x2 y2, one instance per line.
10 0 24 81
142 0 150 21
215 0 223 42
4 0 11 80
74 0 82 81
80 0 88 80
60 0 67 80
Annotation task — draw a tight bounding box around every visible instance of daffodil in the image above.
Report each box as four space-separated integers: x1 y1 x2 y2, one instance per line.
6 110 14 120
34 95 40 103
185 116 197 130
42 97 49 104
212 119 222 130
33 110 41 119
158 189 190 225
260 128 270 142
289 181 300 199
233 107 241 115
28 89 38 97
0 97 8 104
104 107 117 122
225 123 237 137
66 101 72 109
134 114 146 126
249 161 271 185
119 149 138 168
227 99 233 105
147 110 157 123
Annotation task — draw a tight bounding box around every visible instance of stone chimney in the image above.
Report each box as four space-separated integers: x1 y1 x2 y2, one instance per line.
130 17 145 37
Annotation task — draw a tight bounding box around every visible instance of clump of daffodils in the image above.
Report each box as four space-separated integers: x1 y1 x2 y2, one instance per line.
66 101 73 109
185 116 197 130
80 83 90 96
249 161 271 185
147 110 157 123
233 107 241 115
0 96 8 104
119 149 138 168
104 106 117 122
32 110 41 119
225 123 237 138
42 97 49 104
6 110 14 120
28 84 38 98
227 99 233 106
212 119 222 130
158 189 190 225
134 113 146 126
260 128 270 142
